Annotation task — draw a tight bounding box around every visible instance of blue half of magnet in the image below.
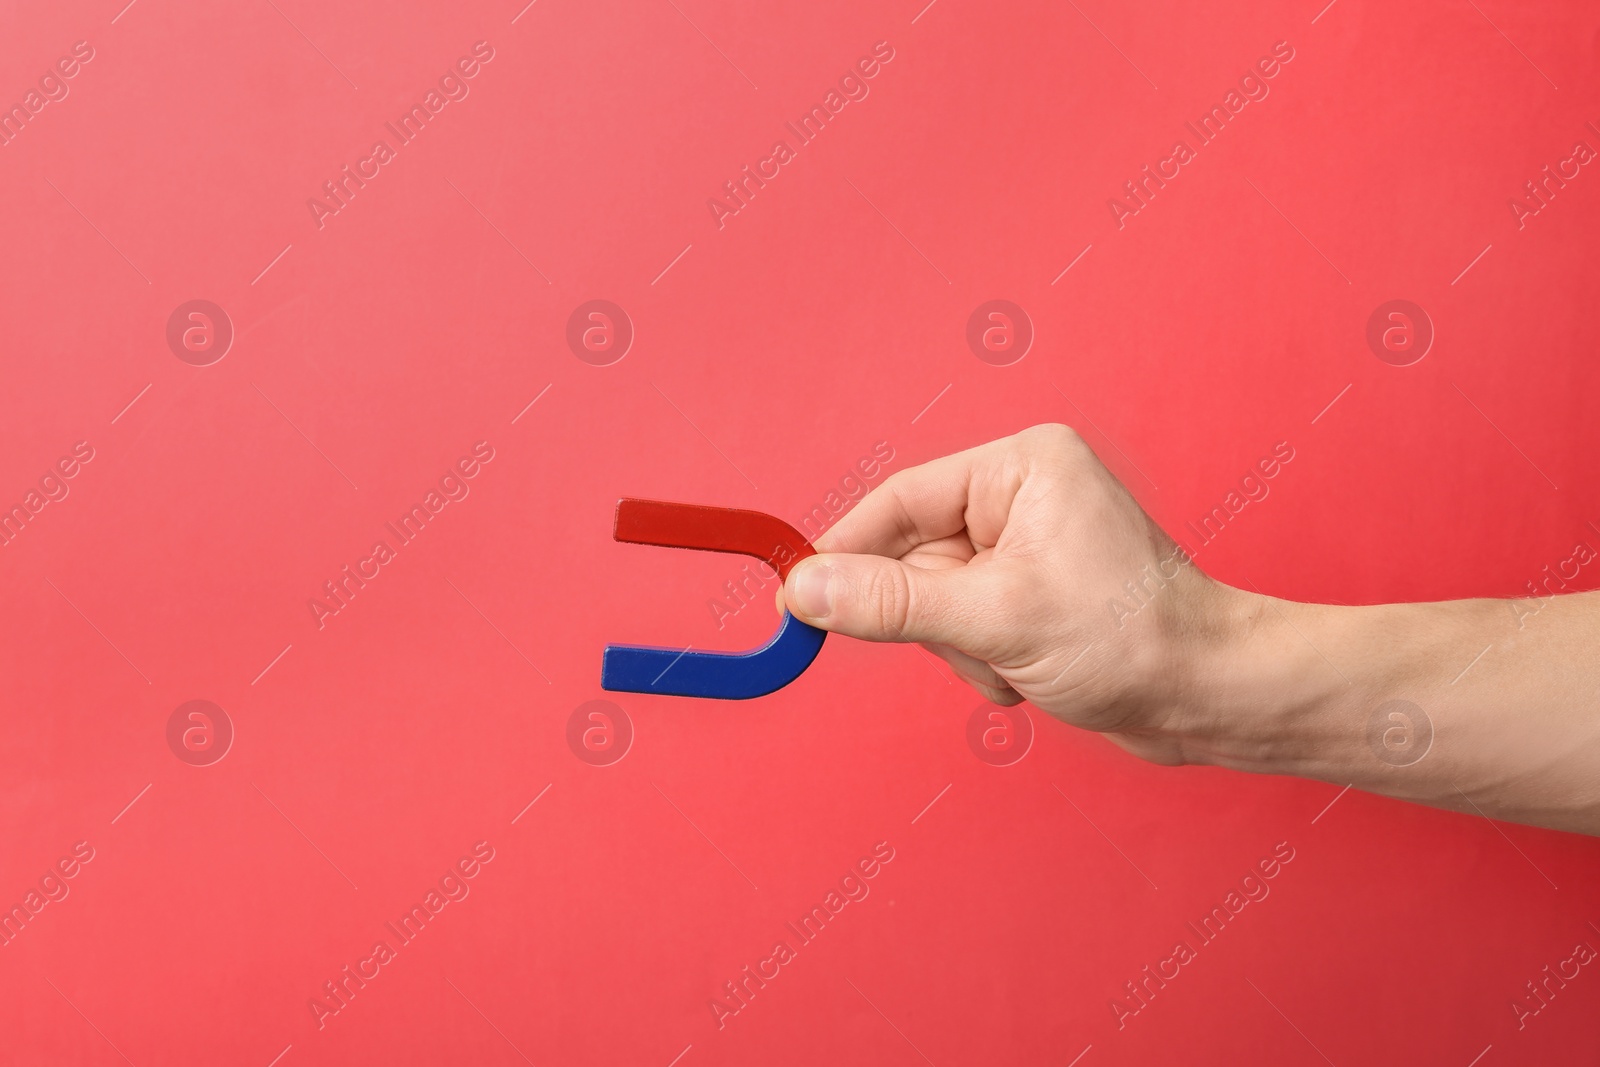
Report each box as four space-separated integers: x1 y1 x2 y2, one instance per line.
601 611 826 700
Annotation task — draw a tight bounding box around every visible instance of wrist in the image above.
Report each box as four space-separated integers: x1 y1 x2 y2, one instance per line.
1162 584 1350 774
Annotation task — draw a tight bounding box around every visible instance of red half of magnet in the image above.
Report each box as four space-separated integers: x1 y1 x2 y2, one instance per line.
612 499 815 579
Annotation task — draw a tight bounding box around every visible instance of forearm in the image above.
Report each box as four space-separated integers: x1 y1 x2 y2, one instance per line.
1175 587 1600 834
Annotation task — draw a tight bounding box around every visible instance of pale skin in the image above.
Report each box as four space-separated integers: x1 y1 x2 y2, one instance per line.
778 424 1600 836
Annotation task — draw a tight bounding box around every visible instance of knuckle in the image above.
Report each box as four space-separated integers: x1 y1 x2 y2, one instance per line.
1026 422 1082 449
1019 424 1090 476
866 565 913 636
1024 424 1097 486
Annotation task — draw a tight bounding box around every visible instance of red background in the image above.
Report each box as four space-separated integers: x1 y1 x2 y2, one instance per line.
2 0 1599 1063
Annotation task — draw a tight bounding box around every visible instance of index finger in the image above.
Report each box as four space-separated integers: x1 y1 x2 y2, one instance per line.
813 433 1025 559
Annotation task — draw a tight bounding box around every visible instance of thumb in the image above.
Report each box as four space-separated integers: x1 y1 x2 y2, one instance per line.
783 553 979 646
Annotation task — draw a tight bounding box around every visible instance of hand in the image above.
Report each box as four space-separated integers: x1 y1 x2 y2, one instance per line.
780 424 1244 764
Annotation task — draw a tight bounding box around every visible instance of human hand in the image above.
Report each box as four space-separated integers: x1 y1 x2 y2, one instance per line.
780 425 1247 764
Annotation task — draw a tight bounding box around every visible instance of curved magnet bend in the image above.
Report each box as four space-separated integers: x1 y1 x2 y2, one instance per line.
601 499 827 700
602 610 825 700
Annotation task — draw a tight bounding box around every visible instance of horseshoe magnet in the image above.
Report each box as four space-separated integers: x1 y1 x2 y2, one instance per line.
601 499 826 699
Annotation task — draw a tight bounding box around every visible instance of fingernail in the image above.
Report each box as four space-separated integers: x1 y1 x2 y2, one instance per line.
790 561 834 620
